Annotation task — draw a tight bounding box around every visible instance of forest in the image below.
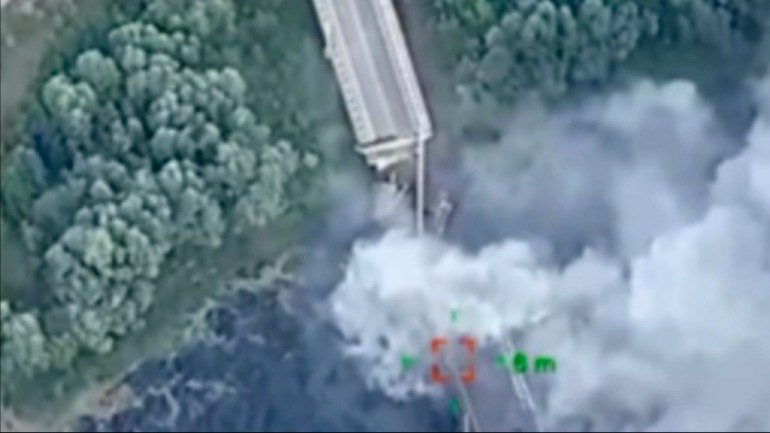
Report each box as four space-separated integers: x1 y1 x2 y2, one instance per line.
1 0 768 429
428 0 769 106
0 0 345 417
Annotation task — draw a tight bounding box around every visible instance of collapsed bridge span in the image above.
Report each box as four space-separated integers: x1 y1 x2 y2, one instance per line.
311 0 432 232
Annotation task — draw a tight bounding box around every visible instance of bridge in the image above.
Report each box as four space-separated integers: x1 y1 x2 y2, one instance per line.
310 1 543 431
311 0 431 232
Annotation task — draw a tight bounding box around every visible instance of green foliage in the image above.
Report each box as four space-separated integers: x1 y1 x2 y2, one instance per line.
0 0 324 404
0 303 51 398
430 0 770 106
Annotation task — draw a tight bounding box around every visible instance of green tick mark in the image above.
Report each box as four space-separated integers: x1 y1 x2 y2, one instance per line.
449 397 460 416
495 354 507 366
400 354 417 369
450 308 459 323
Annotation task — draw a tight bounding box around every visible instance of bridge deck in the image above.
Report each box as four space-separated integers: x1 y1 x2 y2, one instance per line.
313 0 431 147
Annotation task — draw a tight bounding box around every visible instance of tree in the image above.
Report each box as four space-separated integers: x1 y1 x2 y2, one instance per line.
430 0 770 106
0 0 320 394
0 304 51 390
234 140 303 229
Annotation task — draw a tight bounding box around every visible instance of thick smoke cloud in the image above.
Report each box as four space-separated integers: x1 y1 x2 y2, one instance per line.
328 76 770 431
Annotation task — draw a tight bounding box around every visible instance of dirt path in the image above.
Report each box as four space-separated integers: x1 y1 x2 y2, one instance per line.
0 0 93 160
1 0 64 155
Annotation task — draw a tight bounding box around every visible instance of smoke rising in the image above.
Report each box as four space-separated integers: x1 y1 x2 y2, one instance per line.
327 76 770 431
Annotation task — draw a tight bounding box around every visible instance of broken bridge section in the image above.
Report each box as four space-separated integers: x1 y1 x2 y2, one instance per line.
311 0 432 172
311 4 542 431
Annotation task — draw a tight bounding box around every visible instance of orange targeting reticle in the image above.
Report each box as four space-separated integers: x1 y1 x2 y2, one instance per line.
399 308 557 417
428 308 476 384
398 308 557 383
430 335 477 383
398 308 478 384
401 309 478 383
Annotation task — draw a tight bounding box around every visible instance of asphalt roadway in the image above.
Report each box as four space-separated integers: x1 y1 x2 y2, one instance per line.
324 0 414 143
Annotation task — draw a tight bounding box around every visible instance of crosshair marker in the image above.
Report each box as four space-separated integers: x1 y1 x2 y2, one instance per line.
450 308 459 323
400 354 417 370
495 354 507 367
449 397 460 416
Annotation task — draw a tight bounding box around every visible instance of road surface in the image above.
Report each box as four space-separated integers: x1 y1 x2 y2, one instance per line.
331 0 413 141
312 0 431 147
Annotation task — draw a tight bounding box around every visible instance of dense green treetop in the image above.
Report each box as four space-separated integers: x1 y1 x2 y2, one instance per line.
430 0 770 105
0 0 319 403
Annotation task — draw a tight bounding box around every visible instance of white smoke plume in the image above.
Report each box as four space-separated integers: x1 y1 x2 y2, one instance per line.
328 76 770 431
